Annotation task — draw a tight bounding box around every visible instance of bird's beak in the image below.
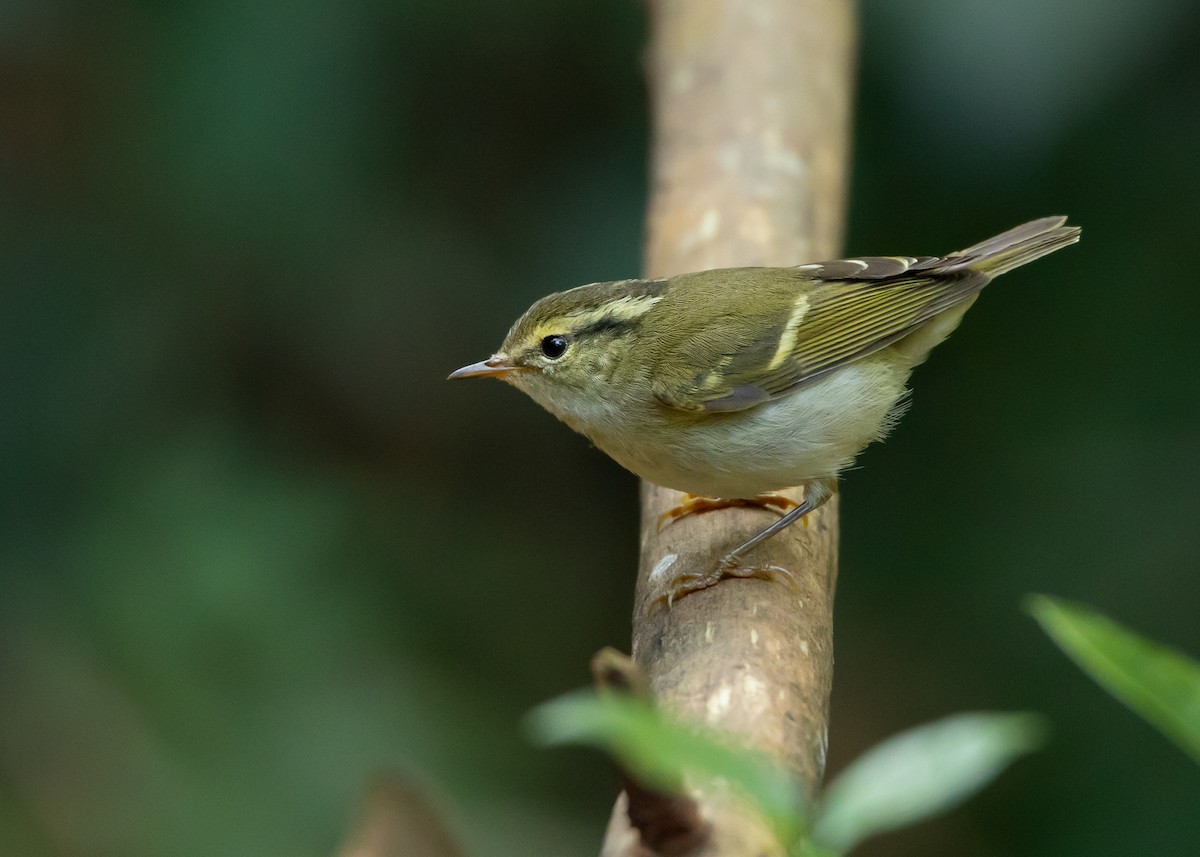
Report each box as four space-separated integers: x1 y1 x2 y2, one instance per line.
447 355 518 380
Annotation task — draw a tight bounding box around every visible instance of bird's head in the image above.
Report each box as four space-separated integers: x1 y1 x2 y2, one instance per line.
449 278 666 423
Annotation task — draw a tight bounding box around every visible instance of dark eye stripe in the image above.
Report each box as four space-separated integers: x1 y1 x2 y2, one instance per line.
574 316 637 338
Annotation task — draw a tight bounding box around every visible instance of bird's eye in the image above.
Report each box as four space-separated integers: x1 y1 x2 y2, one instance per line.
540 335 569 359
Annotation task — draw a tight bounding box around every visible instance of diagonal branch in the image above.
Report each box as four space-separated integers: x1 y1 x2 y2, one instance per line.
602 1 856 853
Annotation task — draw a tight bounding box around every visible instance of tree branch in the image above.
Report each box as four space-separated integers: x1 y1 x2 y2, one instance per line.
602 1 856 853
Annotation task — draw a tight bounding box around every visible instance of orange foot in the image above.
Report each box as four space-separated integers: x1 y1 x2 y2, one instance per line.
656 493 800 533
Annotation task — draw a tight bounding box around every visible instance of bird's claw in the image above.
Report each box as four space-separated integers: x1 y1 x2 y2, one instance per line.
649 559 798 614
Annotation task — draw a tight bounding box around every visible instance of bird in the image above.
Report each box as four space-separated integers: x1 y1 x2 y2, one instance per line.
449 216 1080 603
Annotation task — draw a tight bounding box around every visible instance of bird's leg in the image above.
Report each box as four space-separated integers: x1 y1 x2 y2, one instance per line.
654 478 837 611
656 493 799 533
719 478 836 568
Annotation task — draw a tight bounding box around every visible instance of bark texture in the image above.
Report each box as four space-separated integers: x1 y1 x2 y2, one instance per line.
602 1 856 854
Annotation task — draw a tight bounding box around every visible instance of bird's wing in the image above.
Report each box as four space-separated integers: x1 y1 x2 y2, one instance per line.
650 255 987 412
652 216 1077 413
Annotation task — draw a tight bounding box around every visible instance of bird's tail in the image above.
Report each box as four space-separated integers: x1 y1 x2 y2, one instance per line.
941 216 1081 278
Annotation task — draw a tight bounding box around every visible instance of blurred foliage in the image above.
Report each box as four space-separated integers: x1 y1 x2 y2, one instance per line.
531 690 804 844
533 691 1041 856
812 713 1043 855
1030 596 1200 763
1 0 1198 855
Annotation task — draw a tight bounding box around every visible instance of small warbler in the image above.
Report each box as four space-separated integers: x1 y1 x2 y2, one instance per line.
450 217 1080 601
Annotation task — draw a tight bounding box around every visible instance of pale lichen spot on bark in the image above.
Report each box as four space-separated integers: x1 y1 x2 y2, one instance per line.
678 209 721 257
716 142 741 174
744 672 763 700
750 628 759 647
649 553 678 583
799 639 810 655
707 684 734 721
705 621 714 643
669 67 694 95
739 206 773 246
763 128 804 177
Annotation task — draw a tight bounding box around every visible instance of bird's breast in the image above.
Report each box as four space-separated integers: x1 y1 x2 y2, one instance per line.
585 356 911 498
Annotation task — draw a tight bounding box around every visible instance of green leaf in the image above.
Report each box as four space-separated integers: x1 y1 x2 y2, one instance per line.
1028 594 1200 764
527 691 805 840
812 712 1044 853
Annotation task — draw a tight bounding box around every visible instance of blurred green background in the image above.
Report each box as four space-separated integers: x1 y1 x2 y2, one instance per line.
2 1 1198 855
